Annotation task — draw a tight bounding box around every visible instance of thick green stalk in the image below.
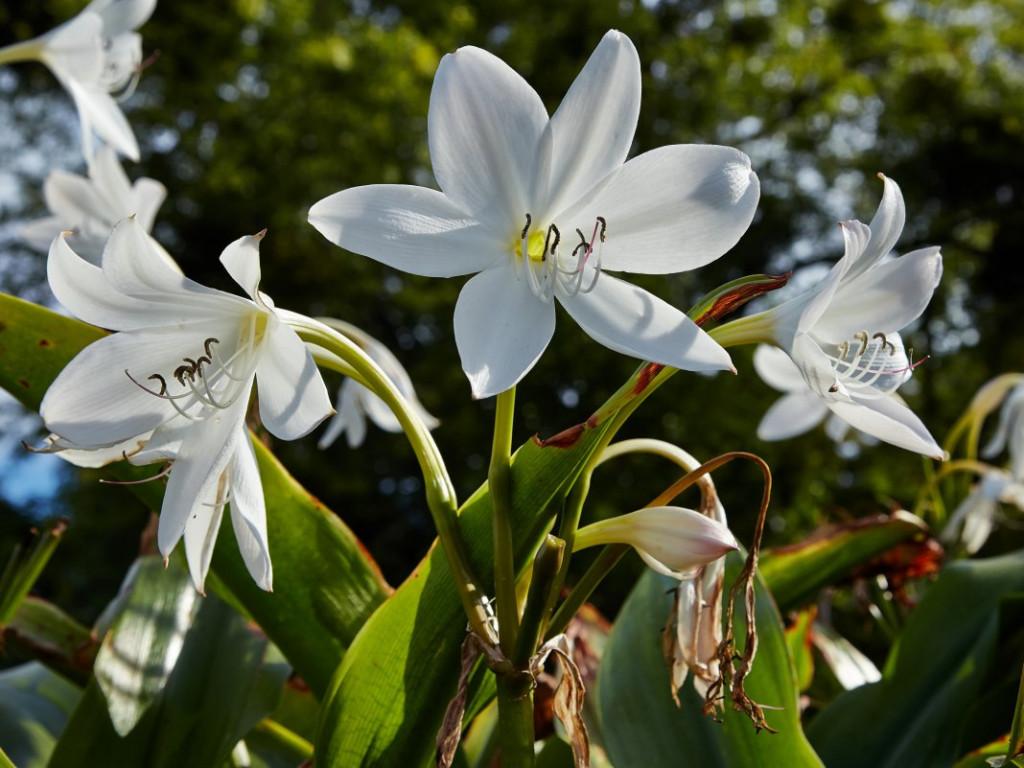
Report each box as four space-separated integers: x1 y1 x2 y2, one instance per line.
513 535 564 666
0 39 43 66
489 387 519 656
495 674 536 768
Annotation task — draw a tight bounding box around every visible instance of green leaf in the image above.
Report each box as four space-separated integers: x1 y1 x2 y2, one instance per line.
93 556 200 735
0 518 68 625
0 662 81 768
786 608 815 693
3 596 96 684
48 591 289 768
807 549 1024 768
0 293 390 696
597 556 824 767
759 510 928 611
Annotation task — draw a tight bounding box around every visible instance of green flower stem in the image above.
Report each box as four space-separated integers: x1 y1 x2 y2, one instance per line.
546 543 627 639
289 313 495 642
254 718 314 760
495 673 536 768
513 535 564 667
0 39 42 66
489 386 519 656
0 518 67 625
707 311 776 348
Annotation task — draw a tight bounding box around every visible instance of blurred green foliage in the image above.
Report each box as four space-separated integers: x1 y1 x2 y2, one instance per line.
1 0 1023 623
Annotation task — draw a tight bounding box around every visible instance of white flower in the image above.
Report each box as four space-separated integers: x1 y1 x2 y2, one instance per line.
743 175 943 458
572 505 738 579
309 30 759 398
0 0 156 160
983 383 1024 481
317 321 438 449
941 470 1024 555
21 144 165 263
40 218 334 592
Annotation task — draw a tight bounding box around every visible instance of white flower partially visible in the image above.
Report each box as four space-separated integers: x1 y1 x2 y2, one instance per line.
941 470 1024 555
40 218 334 592
310 29 759 399
21 145 165 263
317 321 438 449
742 175 943 458
983 383 1024 482
0 0 157 160
572 506 737 579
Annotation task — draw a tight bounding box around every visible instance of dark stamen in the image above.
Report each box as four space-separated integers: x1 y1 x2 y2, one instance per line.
521 213 532 239
596 216 607 242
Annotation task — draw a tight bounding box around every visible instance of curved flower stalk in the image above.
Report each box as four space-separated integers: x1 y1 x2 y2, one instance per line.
983 382 1024 481
315 318 439 450
0 0 156 160
941 470 1024 554
310 29 760 398
572 506 737 579
39 218 334 592
721 175 944 458
21 145 166 264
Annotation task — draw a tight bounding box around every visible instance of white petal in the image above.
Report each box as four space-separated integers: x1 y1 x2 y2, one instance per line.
815 247 943 342
453 263 555 398
182 478 227 595
942 487 996 555
63 77 139 161
793 234 854 336
41 12 104 84
45 432 152 468
158 394 248 572
131 178 166 232
255 321 333 440
558 274 733 373
560 145 759 274
757 392 828 441
43 169 110 224
428 46 547 225
41 323 232 446
47 234 188 330
826 395 943 459
101 218 228 310
219 232 265 301
86 0 157 35
229 429 272 591
20 216 65 253
88 145 133 214
318 381 367 449
309 185 502 277
540 30 640 216
845 174 906 282
753 344 806 393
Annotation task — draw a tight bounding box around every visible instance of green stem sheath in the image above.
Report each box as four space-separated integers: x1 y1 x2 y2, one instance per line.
495 674 536 768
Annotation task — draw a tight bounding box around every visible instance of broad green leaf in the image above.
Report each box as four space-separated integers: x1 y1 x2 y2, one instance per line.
807 549 1024 768
48 591 289 768
0 293 390 695
759 510 928 611
597 556 824 767
0 662 81 768
4 597 96 684
93 556 199 735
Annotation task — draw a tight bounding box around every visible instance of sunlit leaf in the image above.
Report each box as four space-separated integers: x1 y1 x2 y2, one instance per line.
0 663 81 768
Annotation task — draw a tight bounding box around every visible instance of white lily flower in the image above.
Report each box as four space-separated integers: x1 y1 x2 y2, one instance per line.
21 144 166 263
983 383 1024 481
941 470 1024 555
0 0 156 161
573 505 738 579
40 218 334 592
736 175 943 458
317 322 438 449
309 30 759 398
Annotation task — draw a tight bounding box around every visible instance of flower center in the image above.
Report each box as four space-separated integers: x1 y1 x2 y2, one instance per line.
820 330 926 399
512 213 607 301
125 312 267 421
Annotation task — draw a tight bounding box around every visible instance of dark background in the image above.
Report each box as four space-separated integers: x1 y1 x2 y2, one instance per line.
1 0 1022 628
